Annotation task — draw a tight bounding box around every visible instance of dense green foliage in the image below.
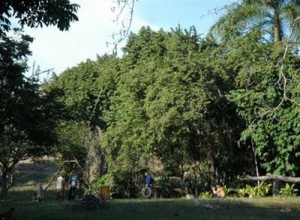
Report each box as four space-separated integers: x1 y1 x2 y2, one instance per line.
2 0 300 200
48 26 253 195
47 23 300 197
44 56 120 166
0 0 79 35
226 35 300 175
0 0 79 200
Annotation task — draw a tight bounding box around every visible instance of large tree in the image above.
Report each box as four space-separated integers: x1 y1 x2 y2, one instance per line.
210 0 300 44
45 55 121 183
101 26 250 186
0 30 60 200
224 30 300 176
0 0 80 200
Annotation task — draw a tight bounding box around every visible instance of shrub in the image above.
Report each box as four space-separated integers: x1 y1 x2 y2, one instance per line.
110 170 139 198
84 173 112 196
237 187 248 198
199 191 213 199
237 183 271 198
222 185 235 197
279 183 299 197
154 175 181 198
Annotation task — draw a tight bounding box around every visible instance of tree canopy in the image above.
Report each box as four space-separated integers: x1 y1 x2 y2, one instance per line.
47 26 254 190
0 0 79 35
0 29 61 199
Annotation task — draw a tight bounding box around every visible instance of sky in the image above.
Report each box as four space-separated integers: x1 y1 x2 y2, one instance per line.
24 0 236 79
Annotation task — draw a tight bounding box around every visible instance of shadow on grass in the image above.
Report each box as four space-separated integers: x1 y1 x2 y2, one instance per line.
1 196 300 220
7 189 58 201
15 159 59 186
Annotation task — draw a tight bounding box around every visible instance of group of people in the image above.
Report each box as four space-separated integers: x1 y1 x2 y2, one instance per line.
55 170 224 200
56 173 79 201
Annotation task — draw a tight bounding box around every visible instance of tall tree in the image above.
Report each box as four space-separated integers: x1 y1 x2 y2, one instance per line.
0 30 59 200
45 55 120 183
0 0 79 199
225 30 300 176
101 26 250 185
210 0 300 44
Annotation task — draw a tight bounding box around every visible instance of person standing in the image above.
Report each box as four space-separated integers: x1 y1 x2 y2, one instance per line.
183 171 192 195
68 174 79 200
36 184 44 201
145 171 153 188
143 171 154 198
56 174 65 200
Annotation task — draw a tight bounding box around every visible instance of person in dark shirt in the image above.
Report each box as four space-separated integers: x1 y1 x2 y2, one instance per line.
68 174 79 200
145 171 153 188
143 171 153 198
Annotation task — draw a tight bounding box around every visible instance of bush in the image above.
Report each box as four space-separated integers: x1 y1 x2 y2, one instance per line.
237 183 271 198
154 175 183 198
222 185 235 197
84 173 112 196
199 191 213 199
279 183 299 197
110 170 140 198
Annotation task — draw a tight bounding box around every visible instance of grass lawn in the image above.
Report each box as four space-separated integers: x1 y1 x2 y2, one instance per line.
2 159 300 219
1 197 300 220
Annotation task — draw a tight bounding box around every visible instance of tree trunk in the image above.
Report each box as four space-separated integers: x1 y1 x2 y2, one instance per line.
1 169 9 200
85 144 101 183
84 126 105 184
250 138 260 186
273 8 282 43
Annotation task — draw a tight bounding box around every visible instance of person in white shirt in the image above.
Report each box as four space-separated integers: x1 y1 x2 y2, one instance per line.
56 174 65 200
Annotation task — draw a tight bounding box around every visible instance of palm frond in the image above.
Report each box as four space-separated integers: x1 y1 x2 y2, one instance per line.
209 2 271 43
209 0 300 44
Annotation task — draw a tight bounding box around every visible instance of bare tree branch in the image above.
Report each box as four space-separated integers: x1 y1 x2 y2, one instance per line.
239 173 300 183
107 0 136 54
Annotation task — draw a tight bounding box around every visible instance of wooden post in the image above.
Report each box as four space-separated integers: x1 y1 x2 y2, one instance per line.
272 180 279 196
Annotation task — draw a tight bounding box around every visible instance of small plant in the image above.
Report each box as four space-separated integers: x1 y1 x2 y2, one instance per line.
238 183 271 198
199 191 213 199
279 183 299 197
84 174 112 196
222 185 234 197
245 184 257 198
237 187 248 197
256 183 271 197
